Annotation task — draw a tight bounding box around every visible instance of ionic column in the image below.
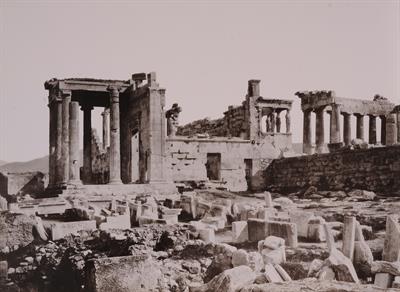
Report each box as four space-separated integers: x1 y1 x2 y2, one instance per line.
48 98 57 188
108 85 122 184
69 101 81 184
368 115 377 145
60 90 71 186
315 107 325 154
82 103 93 184
55 97 63 186
343 112 351 146
303 109 312 154
380 115 386 145
285 109 291 133
329 104 341 144
101 108 110 149
270 111 276 133
355 114 364 141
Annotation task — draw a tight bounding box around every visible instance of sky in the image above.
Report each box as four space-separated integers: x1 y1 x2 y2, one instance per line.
0 0 399 162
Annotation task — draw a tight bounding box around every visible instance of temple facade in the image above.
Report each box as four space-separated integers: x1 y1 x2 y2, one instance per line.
44 74 293 192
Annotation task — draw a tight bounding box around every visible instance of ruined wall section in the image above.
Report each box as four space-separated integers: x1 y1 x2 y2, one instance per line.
166 135 292 192
266 145 400 194
176 104 247 138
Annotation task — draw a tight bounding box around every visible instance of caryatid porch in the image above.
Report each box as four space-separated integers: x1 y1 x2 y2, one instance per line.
45 73 168 189
296 91 396 154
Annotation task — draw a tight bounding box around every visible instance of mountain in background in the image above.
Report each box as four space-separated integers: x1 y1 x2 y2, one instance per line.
0 144 304 173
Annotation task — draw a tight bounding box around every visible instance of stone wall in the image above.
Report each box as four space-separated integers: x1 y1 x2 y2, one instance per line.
166 134 293 192
265 145 400 194
0 172 46 196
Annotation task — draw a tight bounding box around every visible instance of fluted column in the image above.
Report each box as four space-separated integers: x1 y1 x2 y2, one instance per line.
60 90 71 186
343 112 351 146
368 115 377 145
285 110 291 133
315 108 325 154
108 85 122 184
380 115 386 145
48 98 57 188
303 109 312 154
329 104 341 144
69 101 81 184
101 108 110 149
270 111 276 133
82 103 93 184
55 97 63 186
355 114 364 141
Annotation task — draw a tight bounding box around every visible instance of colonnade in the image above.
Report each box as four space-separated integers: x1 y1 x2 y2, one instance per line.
262 109 291 134
48 86 122 188
302 104 389 154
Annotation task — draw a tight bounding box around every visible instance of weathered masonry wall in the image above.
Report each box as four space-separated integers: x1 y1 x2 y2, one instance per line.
266 145 400 194
166 134 292 192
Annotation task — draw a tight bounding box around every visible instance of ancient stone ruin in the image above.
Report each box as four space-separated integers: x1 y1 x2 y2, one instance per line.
1 72 400 292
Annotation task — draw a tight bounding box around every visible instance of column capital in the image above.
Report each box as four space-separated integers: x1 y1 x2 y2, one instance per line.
101 108 110 116
354 113 364 117
60 89 72 97
107 85 121 103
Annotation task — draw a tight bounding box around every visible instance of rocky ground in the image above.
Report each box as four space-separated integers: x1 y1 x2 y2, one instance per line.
0 186 400 292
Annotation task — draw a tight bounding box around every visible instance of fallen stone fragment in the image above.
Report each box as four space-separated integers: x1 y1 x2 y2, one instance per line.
318 266 335 281
353 241 373 276
0 261 8 283
348 189 376 201
371 261 400 276
232 221 248 243
248 219 268 242
33 216 48 241
323 223 336 252
325 249 359 283
383 215 400 262
289 210 314 238
274 264 291 281
264 264 283 283
393 276 400 288
190 266 256 292
199 228 215 243
342 216 356 261
266 221 298 248
258 236 285 252
374 272 394 289
307 259 323 278
265 192 273 207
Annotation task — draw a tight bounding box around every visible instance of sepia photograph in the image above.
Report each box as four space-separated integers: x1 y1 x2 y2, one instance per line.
0 0 399 291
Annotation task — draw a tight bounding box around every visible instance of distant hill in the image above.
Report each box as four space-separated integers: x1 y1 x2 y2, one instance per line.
0 155 49 173
0 151 84 174
0 160 7 167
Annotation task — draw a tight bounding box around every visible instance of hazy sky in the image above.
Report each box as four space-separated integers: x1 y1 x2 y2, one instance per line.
0 0 399 162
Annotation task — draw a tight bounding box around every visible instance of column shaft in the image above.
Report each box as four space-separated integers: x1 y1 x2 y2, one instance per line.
69 101 81 184
397 113 400 143
270 111 276 133
343 113 351 146
329 104 341 144
276 112 281 133
82 105 93 184
368 115 377 145
55 99 63 185
381 115 386 145
315 108 325 154
108 86 122 184
60 92 71 186
102 108 110 149
303 110 312 154
48 101 57 187
356 114 364 140
285 110 291 133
